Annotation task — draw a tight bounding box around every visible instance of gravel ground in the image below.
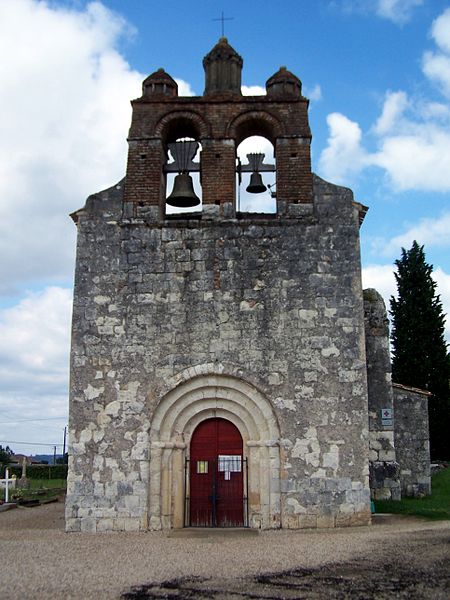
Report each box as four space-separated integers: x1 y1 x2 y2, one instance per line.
1 500 449 599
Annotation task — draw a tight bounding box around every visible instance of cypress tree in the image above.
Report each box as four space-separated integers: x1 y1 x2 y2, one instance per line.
390 241 450 460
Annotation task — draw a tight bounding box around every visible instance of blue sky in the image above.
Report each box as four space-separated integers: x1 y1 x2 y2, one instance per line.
0 0 449 454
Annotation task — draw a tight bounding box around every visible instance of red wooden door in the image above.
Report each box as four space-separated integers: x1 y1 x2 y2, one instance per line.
190 418 244 527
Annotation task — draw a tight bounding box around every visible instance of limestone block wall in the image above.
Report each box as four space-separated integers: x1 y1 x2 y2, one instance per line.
66 174 371 532
393 384 431 497
363 289 400 500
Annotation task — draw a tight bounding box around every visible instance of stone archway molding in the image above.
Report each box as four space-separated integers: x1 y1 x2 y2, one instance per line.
227 110 285 145
148 373 281 530
154 110 211 142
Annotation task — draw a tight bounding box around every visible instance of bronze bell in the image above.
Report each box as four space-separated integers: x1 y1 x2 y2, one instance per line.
166 173 201 207
246 172 267 194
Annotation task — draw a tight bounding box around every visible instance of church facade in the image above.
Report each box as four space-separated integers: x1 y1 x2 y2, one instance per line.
66 39 430 532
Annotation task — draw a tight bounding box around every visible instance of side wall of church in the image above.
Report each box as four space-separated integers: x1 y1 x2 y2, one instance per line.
66 175 371 532
393 384 431 497
363 289 401 500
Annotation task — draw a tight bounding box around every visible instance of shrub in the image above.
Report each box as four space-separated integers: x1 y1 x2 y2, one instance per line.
7 464 68 480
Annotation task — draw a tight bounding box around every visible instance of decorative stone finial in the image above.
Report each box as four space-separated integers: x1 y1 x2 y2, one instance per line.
142 68 178 98
203 38 243 96
266 66 302 98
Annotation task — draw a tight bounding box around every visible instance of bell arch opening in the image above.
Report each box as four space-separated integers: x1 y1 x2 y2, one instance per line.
236 135 276 214
165 136 202 216
148 373 281 531
155 112 209 218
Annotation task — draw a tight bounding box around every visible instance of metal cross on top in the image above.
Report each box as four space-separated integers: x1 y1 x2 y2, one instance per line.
213 11 234 37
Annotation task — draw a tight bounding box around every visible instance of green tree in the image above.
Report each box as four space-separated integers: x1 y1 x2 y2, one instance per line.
390 241 450 460
0 445 13 475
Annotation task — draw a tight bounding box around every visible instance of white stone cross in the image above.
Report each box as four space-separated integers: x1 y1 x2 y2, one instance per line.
0 469 16 503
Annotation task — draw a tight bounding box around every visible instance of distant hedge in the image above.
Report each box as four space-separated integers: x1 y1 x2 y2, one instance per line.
5 464 68 479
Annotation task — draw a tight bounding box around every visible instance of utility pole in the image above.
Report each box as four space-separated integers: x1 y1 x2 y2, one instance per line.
63 426 67 463
53 445 56 465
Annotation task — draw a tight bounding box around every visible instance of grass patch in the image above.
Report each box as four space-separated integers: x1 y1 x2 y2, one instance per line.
375 466 450 520
28 478 67 490
2 477 66 503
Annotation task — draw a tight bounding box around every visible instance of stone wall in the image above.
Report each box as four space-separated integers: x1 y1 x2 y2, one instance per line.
363 289 400 500
364 291 431 500
66 174 371 532
393 383 431 497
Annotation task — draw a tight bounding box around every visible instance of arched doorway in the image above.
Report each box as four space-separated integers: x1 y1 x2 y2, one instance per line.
189 418 245 527
148 373 281 530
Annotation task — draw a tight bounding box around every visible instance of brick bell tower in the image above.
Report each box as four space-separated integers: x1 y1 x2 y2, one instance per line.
122 36 313 221
67 39 372 533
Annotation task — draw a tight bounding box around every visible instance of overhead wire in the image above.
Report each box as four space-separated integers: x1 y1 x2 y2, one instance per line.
0 439 63 447
0 417 67 425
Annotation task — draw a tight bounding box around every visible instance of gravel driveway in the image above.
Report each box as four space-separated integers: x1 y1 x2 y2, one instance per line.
1 500 449 599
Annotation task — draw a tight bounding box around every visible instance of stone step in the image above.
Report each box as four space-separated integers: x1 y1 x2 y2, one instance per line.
167 527 259 538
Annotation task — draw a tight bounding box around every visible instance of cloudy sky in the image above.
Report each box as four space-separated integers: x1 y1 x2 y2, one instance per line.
1 0 449 455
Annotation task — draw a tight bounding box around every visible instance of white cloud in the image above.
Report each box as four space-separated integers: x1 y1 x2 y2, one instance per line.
422 51 450 98
305 84 322 102
0 286 72 450
422 9 450 98
368 213 450 339
242 83 322 102
319 7 450 193
0 287 72 395
375 0 423 24
376 212 450 257
373 91 409 135
418 101 450 120
176 79 196 96
340 0 423 24
242 85 266 96
318 113 368 184
372 126 450 191
362 264 397 308
320 92 450 191
430 7 450 54
362 263 450 341
0 0 144 294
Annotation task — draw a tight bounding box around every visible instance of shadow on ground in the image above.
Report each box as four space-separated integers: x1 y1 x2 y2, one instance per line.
122 547 450 600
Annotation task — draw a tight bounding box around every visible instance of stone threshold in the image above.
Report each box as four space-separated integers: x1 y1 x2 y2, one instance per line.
167 527 259 538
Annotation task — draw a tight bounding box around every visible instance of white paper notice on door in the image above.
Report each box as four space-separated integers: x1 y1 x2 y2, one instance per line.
218 455 242 480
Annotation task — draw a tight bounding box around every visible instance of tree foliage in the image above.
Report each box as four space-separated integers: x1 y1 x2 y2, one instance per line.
390 241 450 460
0 445 13 467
